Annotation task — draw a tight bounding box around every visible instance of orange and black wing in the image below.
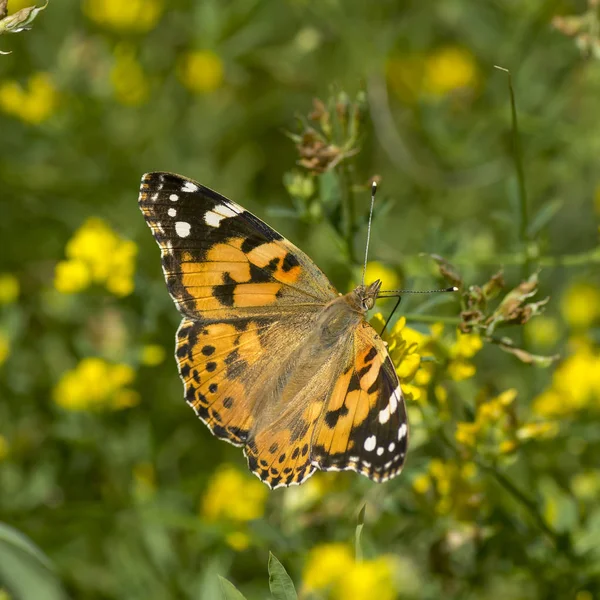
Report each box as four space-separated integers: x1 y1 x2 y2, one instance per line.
311 325 408 483
138 172 337 321
138 172 338 455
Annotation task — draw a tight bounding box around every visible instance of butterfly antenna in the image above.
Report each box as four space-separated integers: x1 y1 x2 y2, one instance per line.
361 181 378 287
377 286 459 298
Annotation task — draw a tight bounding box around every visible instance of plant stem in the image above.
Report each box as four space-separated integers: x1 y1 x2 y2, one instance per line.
495 66 530 277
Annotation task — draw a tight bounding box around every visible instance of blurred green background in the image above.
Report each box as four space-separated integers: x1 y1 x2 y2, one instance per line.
1 0 600 599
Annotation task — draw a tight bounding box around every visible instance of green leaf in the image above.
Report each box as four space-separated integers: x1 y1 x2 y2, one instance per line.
268 552 298 600
218 576 248 600
355 504 366 562
0 522 67 600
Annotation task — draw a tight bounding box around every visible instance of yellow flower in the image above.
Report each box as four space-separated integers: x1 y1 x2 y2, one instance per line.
455 421 480 447
303 543 354 593
83 0 163 32
141 344 166 366
447 360 476 381
336 557 396 600
533 345 600 417
225 531 250 551
178 50 224 94
111 45 150 106
412 473 431 494
303 542 396 600
561 282 600 329
388 318 422 379
55 218 137 296
54 358 138 411
54 260 92 294
423 46 479 97
0 274 19 304
516 421 559 440
0 435 8 461
363 261 400 292
525 315 560 348
422 458 482 519
451 331 483 359
0 72 58 124
201 464 268 523
0 333 9 366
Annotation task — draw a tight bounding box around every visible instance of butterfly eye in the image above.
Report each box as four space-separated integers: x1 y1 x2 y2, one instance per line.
362 297 375 311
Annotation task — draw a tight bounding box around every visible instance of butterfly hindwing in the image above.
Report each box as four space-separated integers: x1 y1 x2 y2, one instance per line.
311 325 408 482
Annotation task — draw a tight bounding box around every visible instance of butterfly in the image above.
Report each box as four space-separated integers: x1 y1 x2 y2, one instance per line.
138 172 408 489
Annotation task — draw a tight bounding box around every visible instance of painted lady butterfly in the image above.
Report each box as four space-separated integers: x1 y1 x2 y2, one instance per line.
139 172 407 489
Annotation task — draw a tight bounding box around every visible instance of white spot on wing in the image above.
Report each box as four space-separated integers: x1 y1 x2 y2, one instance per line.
205 211 223 228
175 221 191 237
376 447 384 456
379 405 390 424
169 193 178 202
388 442 395 452
168 208 176 217
397 423 407 440
364 435 376 452
204 204 242 228
182 181 198 192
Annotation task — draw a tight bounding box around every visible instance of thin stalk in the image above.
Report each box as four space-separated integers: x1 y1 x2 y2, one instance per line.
495 66 530 276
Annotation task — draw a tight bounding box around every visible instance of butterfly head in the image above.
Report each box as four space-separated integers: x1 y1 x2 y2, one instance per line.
351 279 382 313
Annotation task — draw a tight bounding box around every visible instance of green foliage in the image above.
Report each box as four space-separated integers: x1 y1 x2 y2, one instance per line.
268 552 298 600
1 1 600 599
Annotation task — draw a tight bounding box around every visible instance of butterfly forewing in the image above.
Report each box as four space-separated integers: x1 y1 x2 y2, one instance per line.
139 172 336 320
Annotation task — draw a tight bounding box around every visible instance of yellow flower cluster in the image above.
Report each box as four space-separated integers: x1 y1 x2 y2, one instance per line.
533 343 600 417
201 464 268 551
111 45 150 106
447 329 483 381
302 543 396 600
83 0 163 32
54 357 139 411
370 315 422 400
0 274 19 304
54 217 137 297
178 50 224 94
414 325 482 400
455 389 558 456
412 459 482 519
387 45 479 103
0 72 58 124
